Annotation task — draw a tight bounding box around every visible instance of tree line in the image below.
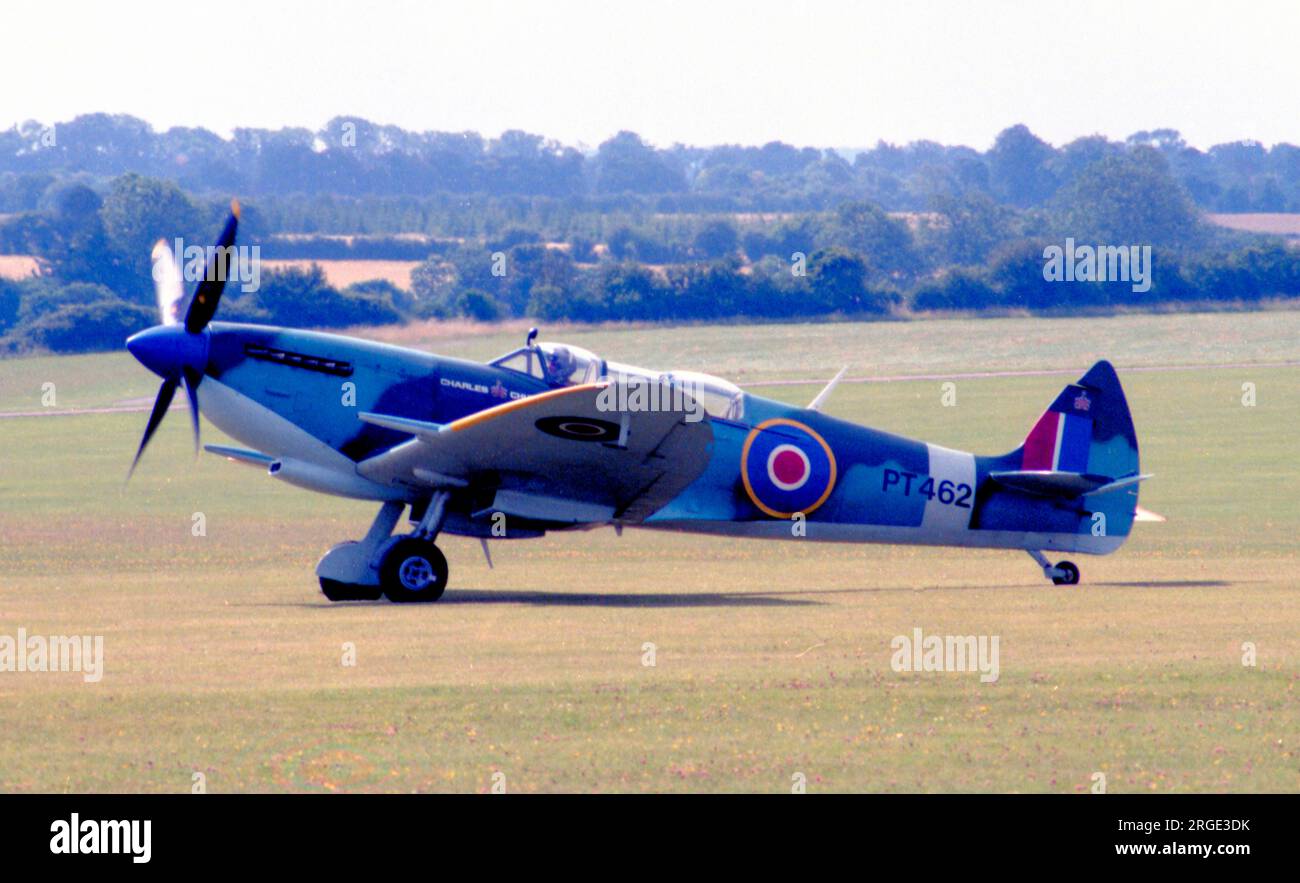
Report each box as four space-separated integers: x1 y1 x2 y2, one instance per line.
4 116 1300 214
2 119 1300 354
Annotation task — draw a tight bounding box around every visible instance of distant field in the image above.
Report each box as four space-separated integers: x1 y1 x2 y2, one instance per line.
1 309 1298 416
4 309 1300 415
0 313 1297 792
373 308 1300 384
1207 213 1300 237
270 233 450 244
1 254 422 288
0 255 41 280
262 258 419 290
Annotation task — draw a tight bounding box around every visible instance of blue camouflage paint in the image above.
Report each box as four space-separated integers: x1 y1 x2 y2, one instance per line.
206 323 548 461
199 322 1142 551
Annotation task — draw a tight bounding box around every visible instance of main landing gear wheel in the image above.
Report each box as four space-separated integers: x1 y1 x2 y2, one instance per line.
319 578 384 602
1051 560 1080 586
380 537 449 603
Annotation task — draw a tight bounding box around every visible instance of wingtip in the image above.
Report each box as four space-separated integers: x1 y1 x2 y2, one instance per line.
230 198 241 221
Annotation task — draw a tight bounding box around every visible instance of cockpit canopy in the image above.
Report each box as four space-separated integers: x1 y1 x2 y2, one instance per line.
490 341 603 388
490 342 745 420
661 370 744 420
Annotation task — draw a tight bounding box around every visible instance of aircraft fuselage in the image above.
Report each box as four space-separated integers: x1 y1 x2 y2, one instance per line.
192 322 1136 558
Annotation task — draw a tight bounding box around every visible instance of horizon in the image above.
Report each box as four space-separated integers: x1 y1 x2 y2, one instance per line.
4 111 1290 157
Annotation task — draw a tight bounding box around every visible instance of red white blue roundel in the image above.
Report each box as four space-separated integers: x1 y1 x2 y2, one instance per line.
740 419 837 518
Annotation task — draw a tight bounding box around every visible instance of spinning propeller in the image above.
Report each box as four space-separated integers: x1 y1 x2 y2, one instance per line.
125 200 240 479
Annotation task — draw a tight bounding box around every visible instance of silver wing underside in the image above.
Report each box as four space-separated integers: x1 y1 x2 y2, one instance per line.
356 383 713 525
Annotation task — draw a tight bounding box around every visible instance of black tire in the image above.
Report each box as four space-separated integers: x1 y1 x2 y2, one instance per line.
379 538 449 603
319 578 383 602
1051 560 1080 586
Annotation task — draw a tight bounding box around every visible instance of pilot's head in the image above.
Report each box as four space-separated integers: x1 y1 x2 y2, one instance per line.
545 346 575 384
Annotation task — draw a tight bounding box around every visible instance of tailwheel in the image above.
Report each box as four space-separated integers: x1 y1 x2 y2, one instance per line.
319 578 383 602
1051 560 1080 586
379 537 449 603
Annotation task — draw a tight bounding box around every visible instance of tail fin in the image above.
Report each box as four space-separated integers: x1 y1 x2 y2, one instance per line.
984 361 1144 550
1014 360 1139 479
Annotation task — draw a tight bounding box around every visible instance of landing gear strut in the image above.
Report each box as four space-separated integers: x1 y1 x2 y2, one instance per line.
1027 550 1080 586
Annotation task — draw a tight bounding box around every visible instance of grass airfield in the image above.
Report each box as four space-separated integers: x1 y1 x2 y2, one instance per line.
0 311 1298 792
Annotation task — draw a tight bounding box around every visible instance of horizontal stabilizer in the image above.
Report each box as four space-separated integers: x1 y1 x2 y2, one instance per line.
203 444 276 467
1087 473 1153 496
1134 506 1167 522
990 470 1108 497
990 470 1150 499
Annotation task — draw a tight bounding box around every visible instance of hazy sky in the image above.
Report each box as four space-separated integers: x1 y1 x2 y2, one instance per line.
3 0 1296 151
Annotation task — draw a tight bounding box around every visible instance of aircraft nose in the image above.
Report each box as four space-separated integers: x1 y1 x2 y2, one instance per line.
126 325 205 379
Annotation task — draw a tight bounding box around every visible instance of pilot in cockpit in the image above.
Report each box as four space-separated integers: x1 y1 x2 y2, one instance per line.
543 345 577 387
488 332 603 389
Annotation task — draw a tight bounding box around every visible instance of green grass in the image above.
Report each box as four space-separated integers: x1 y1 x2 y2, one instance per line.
0 314 1298 792
4 308 1300 413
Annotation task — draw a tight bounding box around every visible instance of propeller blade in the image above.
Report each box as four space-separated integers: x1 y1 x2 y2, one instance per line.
182 367 203 453
151 239 184 326
127 376 179 480
184 199 241 334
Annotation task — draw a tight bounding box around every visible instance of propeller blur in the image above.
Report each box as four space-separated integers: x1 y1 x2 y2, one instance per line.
124 200 239 478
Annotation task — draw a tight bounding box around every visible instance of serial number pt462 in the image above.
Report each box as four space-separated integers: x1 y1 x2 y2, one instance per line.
882 468 972 508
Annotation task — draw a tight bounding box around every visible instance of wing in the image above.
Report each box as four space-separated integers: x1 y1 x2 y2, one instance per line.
356 383 713 524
